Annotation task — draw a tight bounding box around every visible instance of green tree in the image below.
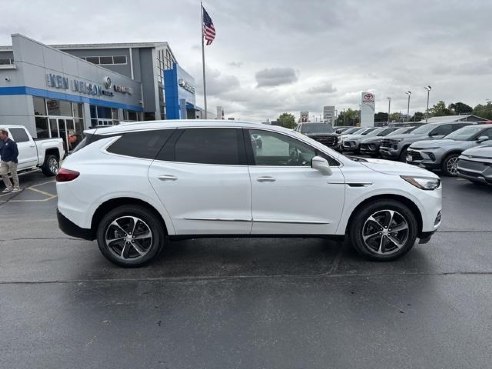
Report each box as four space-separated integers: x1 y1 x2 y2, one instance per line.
449 102 473 115
277 112 296 129
429 101 452 117
411 112 425 122
374 112 389 123
336 108 359 126
473 102 492 120
389 112 402 122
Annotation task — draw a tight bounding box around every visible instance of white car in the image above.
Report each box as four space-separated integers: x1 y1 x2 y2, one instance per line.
56 120 442 267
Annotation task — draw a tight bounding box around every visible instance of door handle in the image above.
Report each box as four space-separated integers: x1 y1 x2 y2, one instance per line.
257 176 276 182
29 145 35 147
158 175 177 181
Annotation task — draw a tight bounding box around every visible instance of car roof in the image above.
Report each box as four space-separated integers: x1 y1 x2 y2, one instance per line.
84 120 278 135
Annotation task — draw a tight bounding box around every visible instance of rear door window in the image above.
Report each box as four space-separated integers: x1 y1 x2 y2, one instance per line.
157 128 245 165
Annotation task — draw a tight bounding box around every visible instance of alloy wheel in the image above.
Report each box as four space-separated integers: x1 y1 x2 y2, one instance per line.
48 157 59 174
446 156 459 176
104 216 153 261
362 209 410 255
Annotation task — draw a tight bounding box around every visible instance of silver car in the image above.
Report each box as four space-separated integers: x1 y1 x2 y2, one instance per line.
457 142 492 185
406 124 492 176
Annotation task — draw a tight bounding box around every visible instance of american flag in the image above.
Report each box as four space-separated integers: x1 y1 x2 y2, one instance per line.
202 6 216 45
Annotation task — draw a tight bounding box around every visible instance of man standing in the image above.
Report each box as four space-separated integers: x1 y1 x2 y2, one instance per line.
0 129 20 193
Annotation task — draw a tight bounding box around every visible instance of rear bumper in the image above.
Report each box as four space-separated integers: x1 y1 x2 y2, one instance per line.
57 209 95 240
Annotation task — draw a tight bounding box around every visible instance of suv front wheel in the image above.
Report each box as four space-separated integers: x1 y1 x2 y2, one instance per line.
349 200 418 261
96 205 166 267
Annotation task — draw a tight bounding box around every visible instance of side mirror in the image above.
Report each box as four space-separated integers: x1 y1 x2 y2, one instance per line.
311 156 332 176
477 135 489 143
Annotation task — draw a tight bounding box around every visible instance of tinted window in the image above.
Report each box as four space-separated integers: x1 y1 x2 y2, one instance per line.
430 124 453 136
171 128 243 165
9 128 30 143
107 130 173 159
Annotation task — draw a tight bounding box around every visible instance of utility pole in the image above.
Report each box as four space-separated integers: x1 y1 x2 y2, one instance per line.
405 91 411 121
387 97 391 125
424 85 432 123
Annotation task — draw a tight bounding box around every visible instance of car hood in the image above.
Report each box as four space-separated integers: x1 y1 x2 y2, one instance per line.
343 134 366 141
360 136 384 144
410 139 461 149
357 157 438 177
461 144 492 158
305 132 337 137
382 133 417 140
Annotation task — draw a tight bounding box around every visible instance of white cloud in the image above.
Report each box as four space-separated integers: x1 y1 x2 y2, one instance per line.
1 0 491 120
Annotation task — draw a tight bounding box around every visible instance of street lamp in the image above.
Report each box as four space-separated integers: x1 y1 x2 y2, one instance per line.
424 85 432 123
405 91 411 121
387 97 391 124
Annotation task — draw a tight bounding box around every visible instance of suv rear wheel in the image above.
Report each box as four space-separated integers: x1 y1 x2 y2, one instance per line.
96 205 166 267
349 200 418 261
41 154 59 176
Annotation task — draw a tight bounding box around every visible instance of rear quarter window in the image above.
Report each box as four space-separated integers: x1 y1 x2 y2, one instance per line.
107 130 174 159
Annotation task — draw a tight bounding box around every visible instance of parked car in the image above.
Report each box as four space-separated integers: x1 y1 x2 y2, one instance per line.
0 125 65 176
296 122 338 150
457 143 492 185
342 127 398 155
333 126 353 134
360 126 416 157
379 122 473 161
406 124 492 176
57 120 442 267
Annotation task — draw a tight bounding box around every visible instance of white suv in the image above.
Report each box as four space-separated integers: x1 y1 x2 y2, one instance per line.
56 120 442 267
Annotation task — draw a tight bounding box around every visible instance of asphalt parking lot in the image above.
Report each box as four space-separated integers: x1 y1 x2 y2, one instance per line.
1 171 491 369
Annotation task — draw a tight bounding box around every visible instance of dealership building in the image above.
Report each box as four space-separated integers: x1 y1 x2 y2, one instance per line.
0 34 199 147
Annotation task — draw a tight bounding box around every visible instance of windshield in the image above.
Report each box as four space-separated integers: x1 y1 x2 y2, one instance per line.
377 128 397 136
342 127 360 134
388 127 413 136
361 128 377 135
444 125 487 141
411 124 437 135
364 128 385 137
300 123 334 134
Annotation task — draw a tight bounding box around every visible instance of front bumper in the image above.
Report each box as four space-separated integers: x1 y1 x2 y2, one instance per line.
457 158 492 184
379 147 400 159
406 148 442 170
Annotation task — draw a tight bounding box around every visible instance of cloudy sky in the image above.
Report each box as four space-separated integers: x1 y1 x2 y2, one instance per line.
2 0 492 121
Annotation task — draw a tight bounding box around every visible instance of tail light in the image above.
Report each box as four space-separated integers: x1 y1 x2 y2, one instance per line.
56 168 80 182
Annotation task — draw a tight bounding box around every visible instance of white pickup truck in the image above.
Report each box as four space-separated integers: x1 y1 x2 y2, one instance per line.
0 125 65 176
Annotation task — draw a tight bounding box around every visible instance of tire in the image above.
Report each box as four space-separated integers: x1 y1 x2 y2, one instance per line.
349 199 418 261
41 154 59 176
399 146 409 162
442 153 460 176
96 205 166 267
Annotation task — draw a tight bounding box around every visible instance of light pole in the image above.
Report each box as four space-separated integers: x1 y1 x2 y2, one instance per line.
405 91 411 121
387 97 391 124
424 85 432 122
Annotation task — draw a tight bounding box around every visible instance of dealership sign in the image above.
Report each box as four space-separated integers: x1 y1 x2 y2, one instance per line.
46 73 133 97
178 78 195 94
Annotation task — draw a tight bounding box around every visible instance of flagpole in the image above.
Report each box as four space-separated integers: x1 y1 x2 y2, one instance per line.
201 2 207 119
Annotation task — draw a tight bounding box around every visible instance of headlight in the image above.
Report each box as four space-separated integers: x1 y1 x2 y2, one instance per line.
401 176 440 190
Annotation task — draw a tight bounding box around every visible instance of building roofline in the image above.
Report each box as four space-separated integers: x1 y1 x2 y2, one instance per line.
0 41 171 51
52 41 170 50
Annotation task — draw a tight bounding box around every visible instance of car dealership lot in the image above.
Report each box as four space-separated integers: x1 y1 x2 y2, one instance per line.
0 172 491 369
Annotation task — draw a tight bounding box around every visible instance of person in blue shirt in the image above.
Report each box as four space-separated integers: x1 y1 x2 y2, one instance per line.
0 129 20 193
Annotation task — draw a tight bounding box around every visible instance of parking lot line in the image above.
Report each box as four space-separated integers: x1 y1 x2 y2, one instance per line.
1 180 57 203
